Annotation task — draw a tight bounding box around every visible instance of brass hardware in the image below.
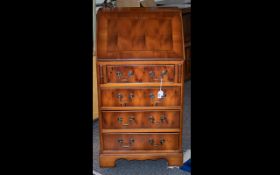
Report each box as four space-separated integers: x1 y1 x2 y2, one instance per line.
116 70 133 81
160 70 168 77
129 116 135 121
148 139 158 146
149 70 167 79
117 116 135 126
148 116 155 123
117 117 123 123
116 71 122 79
117 138 135 148
149 71 155 78
128 70 134 77
160 139 165 145
160 115 167 122
116 93 123 99
148 138 165 146
150 140 160 146
148 115 166 125
128 93 134 99
129 138 135 143
116 93 126 105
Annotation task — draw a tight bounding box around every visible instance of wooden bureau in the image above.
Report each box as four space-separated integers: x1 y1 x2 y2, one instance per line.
96 7 185 167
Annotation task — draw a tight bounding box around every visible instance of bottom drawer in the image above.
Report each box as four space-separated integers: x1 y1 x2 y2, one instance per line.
102 111 180 129
103 133 179 151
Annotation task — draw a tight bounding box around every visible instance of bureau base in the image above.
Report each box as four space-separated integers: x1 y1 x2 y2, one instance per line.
99 152 183 168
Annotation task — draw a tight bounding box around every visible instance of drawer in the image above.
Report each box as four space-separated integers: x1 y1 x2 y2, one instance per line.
105 65 176 83
102 111 180 129
103 133 179 150
100 87 181 107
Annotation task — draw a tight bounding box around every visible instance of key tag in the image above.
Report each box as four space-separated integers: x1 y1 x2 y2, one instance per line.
158 78 164 99
158 90 164 99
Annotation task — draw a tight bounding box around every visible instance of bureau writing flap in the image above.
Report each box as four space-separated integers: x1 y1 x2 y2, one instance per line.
96 7 184 60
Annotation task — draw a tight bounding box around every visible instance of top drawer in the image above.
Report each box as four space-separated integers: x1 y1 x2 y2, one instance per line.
101 64 177 83
97 61 184 84
96 7 184 60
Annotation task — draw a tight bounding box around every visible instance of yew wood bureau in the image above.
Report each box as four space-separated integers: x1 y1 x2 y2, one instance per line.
96 7 185 167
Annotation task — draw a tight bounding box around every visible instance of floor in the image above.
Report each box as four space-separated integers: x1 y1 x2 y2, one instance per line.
93 81 191 175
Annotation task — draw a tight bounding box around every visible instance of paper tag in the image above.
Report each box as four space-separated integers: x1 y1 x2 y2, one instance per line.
157 90 164 98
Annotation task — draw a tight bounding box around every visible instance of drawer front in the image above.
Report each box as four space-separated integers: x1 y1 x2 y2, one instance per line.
100 87 181 107
102 111 180 129
103 133 179 150
105 65 175 83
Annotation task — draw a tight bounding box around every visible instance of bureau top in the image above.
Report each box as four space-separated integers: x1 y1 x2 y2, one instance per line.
96 7 185 61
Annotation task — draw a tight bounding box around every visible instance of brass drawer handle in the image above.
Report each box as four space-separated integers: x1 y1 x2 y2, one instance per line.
116 93 126 106
116 70 133 81
148 70 168 80
148 116 155 123
148 139 165 146
149 71 155 78
117 138 135 148
149 93 155 99
117 116 135 126
148 115 167 125
128 93 134 100
160 115 167 122
116 71 122 79
116 93 134 106
116 93 123 99
128 70 134 77
116 93 134 100
121 145 130 148
160 70 168 77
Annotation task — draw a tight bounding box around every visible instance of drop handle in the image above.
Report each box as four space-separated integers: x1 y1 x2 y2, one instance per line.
129 116 135 121
160 70 168 77
148 116 155 123
117 116 135 126
149 71 155 78
149 93 155 99
117 117 123 122
116 93 126 105
128 93 134 100
117 138 135 148
116 93 123 99
115 71 130 82
116 71 122 79
148 139 165 146
148 115 167 124
160 115 167 122
148 116 160 124
127 70 134 77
